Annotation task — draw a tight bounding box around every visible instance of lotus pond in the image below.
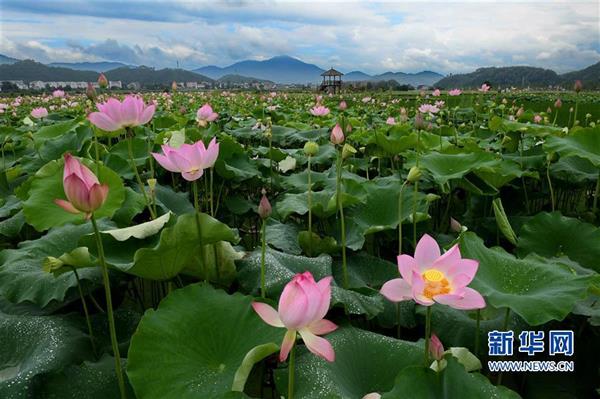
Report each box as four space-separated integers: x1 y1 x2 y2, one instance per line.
0 89 599 398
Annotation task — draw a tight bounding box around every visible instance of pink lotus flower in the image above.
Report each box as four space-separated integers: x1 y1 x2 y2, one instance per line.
554 98 562 109
310 105 330 116
380 234 485 310
533 114 542 123
435 100 445 108
330 123 345 144
31 107 48 119
152 138 219 181
196 103 218 125
418 104 439 115
53 90 65 98
54 153 109 219
432 89 441 97
339 101 347 110
448 89 462 96
88 95 155 131
386 117 396 125
478 83 490 92
252 271 337 362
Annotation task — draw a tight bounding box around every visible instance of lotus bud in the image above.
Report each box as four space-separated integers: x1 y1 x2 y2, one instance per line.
339 101 347 110
43 256 64 273
171 81 178 91
429 334 445 361
342 143 356 160
407 166 422 183
546 152 557 163
554 98 562 109
86 82 96 101
362 394 382 399
574 80 582 93
414 112 425 130
258 188 272 219
516 107 524 118
98 73 108 89
303 141 319 156
425 193 440 202
450 217 462 233
546 107 552 114
330 123 345 145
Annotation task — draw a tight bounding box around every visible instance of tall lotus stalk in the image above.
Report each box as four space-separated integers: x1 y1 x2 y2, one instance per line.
54 154 126 399
196 104 219 216
258 189 272 298
331 124 348 288
552 98 561 126
152 138 220 279
573 80 582 127
304 141 319 256
88 95 156 219
252 272 337 399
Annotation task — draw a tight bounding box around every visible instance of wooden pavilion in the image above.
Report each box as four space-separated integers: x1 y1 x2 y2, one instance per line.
320 68 343 93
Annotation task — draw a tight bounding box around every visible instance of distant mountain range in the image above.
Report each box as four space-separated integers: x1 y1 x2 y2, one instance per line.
436 62 600 89
0 54 19 65
1 52 599 89
216 74 273 84
194 55 444 86
0 60 214 86
49 61 131 72
194 55 324 84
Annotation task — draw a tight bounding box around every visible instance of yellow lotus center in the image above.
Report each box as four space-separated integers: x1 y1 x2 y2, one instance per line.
422 269 450 299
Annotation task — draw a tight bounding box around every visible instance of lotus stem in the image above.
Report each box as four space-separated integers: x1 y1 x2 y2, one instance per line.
307 155 313 257
260 219 267 298
398 181 407 254
412 181 418 246
91 215 127 399
546 160 555 212
192 180 207 280
210 168 215 216
424 306 432 365
126 131 155 219
288 341 296 399
475 309 481 357
593 172 600 214
573 94 579 127
336 149 348 289
71 266 97 357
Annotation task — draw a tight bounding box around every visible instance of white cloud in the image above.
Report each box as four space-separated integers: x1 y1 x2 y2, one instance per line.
0 1 598 73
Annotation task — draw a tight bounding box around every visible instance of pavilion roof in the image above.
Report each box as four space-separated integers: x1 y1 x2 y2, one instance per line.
321 68 344 77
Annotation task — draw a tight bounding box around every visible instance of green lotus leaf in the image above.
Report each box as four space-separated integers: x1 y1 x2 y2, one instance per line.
0 312 92 396
382 356 520 399
0 221 113 307
274 327 423 399
544 126 600 167
517 211 600 273
460 232 593 325
127 283 284 398
38 355 134 399
420 152 500 186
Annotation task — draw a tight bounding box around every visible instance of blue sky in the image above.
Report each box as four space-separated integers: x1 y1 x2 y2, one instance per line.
1 0 598 74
